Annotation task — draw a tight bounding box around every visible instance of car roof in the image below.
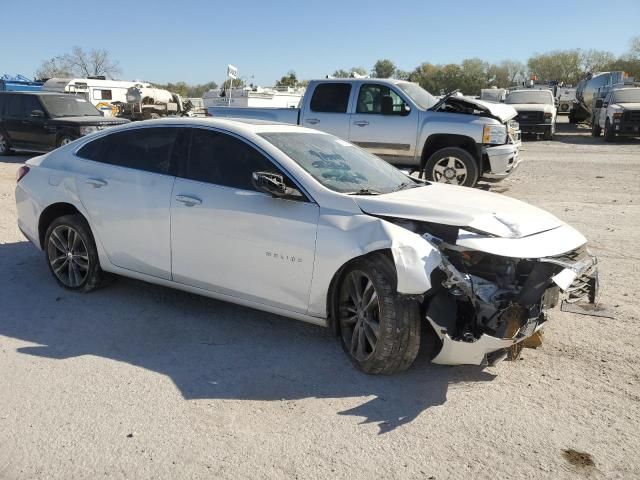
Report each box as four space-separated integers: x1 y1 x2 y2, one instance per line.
0 91 72 96
119 117 326 135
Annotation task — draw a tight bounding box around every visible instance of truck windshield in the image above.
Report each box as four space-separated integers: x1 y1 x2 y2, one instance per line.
505 91 553 105
395 82 437 109
40 95 101 117
612 89 640 103
259 132 418 194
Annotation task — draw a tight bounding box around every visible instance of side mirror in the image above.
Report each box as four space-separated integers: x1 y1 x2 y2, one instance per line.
401 104 411 116
595 99 603 108
252 171 302 199
381 95 394 115
30 109 45 118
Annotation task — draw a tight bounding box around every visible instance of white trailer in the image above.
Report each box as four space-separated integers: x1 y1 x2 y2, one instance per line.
42 77 151 116
203 86 304 110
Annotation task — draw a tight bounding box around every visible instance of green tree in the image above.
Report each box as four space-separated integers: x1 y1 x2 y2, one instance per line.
580 49 616 74
275 71 300 87
372 59 396 78
221 78 246 89
527 50 582 84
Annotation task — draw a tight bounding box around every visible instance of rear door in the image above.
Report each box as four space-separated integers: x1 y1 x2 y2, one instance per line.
300 82 353 137
348 83 418 165
19 95 51 149
75 126 182 279
3 94 28 147
170 127 319 313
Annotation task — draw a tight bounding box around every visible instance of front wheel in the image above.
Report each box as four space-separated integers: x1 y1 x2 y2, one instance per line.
57 135 75 148
591 121 602 137
337 254 421 374
604 119 615 142
0 131 12 155
543 126 553 141
423 147 479 187
45 214 104 292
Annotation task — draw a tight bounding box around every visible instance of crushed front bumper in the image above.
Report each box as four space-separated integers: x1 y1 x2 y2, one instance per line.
481 142 523 181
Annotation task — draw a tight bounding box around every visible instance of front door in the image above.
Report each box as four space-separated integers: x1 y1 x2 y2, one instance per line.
348 83 418 166
75 126 181 279
170 128 319 313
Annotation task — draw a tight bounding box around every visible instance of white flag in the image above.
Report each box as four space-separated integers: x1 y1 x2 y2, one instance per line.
227 65 238 79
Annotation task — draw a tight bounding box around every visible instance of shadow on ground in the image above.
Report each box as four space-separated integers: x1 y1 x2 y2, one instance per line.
0 152 38 165
518 121 640 146
0 241 495 433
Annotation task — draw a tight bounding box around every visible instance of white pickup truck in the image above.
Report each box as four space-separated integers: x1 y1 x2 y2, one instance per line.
591 87 640 141
208 79 522 187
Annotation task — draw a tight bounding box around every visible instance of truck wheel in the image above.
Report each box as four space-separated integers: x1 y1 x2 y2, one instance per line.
423 147 479 187
0 131 13 155
336 254 421 375
543 127 553 141
57 135 75 148
604 119 615 142
591 122 602 137
568 111 577 124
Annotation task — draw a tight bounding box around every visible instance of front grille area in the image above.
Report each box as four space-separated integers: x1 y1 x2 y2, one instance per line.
516 111 544 123
623 110 640 122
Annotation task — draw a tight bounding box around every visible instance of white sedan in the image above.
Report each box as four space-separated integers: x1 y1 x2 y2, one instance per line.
15 118 598 374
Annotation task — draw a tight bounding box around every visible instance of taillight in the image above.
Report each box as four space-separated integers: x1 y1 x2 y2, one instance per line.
16 165 30 183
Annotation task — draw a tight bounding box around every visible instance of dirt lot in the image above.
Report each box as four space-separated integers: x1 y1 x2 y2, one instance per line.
0 118 639 479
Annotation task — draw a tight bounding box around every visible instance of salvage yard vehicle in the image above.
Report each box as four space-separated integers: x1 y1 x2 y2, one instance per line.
569 71 631 124
208 79 522 188
114 85 192 120
15 118 598 373
556 87 576 115
591 88 640 141
505 89 557 140
0 92 128 154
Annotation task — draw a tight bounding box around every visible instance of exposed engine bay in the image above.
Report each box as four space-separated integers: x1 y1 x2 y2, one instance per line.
386 218 598 366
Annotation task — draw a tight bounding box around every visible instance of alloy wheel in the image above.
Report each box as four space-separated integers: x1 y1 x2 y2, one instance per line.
432 156 468 185
60 137 72 146
339 271 381 362
47 225 90 288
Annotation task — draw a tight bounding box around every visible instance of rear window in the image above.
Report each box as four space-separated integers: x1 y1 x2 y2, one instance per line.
76 127 179 175
309 83 351 113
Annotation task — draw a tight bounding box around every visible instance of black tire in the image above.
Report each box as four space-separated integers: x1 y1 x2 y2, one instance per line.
591 121 602 137
56 135 75 148
44 214 104 292
604 119 615 142
543 126 553 141
0 130 13 155
423 147 479 187
336 253 421 375
568 111 577 124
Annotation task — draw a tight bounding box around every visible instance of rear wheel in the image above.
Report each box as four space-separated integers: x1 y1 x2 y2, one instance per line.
423 147 479 187
604 119 615 142
337 254 421 374
0 131 12 155
44 214 104 292
591 121 602 137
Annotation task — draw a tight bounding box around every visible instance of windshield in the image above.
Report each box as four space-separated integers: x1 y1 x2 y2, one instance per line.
395 82 437 109
259 132 417 194
612 89 640 104
40 94 101 118
505 91 554 105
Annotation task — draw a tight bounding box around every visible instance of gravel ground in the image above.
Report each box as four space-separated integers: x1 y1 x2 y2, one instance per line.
0 118 639 479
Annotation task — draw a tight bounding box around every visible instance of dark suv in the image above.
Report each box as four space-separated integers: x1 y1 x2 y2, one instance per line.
0 92 129 154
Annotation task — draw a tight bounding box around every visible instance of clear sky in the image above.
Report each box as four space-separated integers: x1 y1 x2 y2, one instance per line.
2 0 639 86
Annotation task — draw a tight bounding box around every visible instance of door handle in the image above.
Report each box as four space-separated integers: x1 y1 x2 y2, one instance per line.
305 118 320 125
85 178 108 188
353 120 369 127
175 194 202 207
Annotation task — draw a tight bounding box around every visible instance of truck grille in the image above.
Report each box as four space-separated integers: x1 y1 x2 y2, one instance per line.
623 110 640 122
516 111 544 123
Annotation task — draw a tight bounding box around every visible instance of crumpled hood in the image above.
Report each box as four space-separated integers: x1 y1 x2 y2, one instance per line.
452 97 517 122
508 103 555 114
354 183 564 239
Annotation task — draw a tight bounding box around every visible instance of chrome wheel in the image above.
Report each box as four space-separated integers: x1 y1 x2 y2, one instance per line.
47 225 89 288
432 156 468 185
339 271 380 362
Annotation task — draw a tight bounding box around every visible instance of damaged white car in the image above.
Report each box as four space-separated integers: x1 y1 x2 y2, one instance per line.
15 118 598 374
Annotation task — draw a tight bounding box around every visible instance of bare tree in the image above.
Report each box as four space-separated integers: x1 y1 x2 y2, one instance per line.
35 56 72 80
63 46 121 78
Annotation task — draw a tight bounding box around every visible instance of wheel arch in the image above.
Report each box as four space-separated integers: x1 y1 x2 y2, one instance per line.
38 202 83 248
420 133 480 168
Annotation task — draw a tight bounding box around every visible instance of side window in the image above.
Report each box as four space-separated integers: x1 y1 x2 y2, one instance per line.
186 129 278 191
77 127 178 175
309 83 351 113
93 89 113 101
6 95 22 117
356 84 406 114
22 96 43 116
